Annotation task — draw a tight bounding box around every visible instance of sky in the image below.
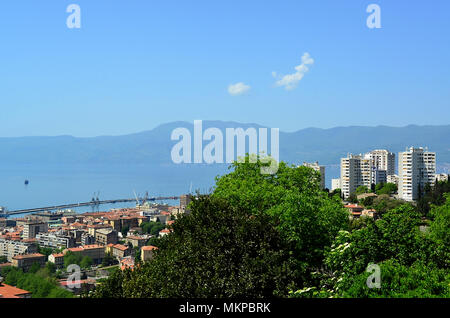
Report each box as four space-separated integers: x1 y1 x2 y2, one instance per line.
0 0 449 137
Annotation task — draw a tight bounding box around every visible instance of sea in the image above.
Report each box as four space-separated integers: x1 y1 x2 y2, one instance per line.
0 163 341 219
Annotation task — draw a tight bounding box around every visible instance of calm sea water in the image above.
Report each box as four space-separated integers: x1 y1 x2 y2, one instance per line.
0 163 340 218
0 163 229 218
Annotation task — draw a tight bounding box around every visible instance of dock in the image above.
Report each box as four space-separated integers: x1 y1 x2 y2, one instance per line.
3 196 179 217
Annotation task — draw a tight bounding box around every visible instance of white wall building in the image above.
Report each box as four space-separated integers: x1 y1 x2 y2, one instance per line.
340 154 372 199
398 147 436 201
302 162 326 189
435 173 449 182
367 149 396 176
331 178 341 191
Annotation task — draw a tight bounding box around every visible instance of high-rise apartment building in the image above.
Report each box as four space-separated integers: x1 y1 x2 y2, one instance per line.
302 162 326 189
367 149 396 176
340 154 372 199
398 147 436 201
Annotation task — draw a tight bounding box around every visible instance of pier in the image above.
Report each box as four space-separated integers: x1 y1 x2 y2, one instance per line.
3 196 179 217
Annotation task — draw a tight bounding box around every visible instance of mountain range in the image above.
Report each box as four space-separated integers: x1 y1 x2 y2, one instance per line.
1 121 449 173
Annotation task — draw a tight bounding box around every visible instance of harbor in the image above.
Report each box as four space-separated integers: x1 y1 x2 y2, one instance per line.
0 196 179 218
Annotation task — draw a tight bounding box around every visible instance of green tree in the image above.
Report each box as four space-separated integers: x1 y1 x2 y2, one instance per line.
80 256 93 269
341 260 450 298
93 195 302 298
376 183 397 195
2 266 72 298
64 251 82 268
29 262 41 274
212 158 349 273
355 186 371 195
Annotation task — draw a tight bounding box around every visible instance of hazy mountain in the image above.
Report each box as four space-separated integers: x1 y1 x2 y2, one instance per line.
0 122 449 172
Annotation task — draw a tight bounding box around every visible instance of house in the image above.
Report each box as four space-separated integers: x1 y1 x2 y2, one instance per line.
344 204 365 218
141 245 158 262
48 253 65 268
125 235 148 248
159 228 171 237
94 228 118 246
362 209 378 218
120 256 135 271
112 244 130 260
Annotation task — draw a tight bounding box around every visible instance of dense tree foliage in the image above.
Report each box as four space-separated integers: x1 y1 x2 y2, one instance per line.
90 158 449 298
375 183 397 195
94 195 301 297
1 265 73 298
92 157 349 298
140 221 166 236
212 159 349 273
64 251 93 269
417 179 450 216
292 197 450 297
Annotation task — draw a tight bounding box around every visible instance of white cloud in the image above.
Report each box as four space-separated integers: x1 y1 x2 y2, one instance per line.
273 52 314 90
228 82 250 96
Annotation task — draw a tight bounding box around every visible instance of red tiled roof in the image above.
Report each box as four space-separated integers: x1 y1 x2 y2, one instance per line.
113 244 129 251
12 253 45 260
0 283 31 298
141 245 158 251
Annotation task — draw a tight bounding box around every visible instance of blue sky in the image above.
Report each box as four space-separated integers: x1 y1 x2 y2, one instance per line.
0 0 449 137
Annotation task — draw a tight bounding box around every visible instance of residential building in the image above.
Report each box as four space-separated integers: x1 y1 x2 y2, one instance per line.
0 238 38 262
387 174 399 186
331 178 341 191
340 154 372 199
12 253 46 271
36 233 75 249
141 245 158 262
64 244 105 264
372 168 387 185
87 224 112 237
302 162 326 189
367 149 396 176
81 233 96 245
94 228 118 246
112 244 130 260
125 235 149 248
23 220 48 239
398 147 436 201
48 253 65 268
120 256 135 271
180 194 192 209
